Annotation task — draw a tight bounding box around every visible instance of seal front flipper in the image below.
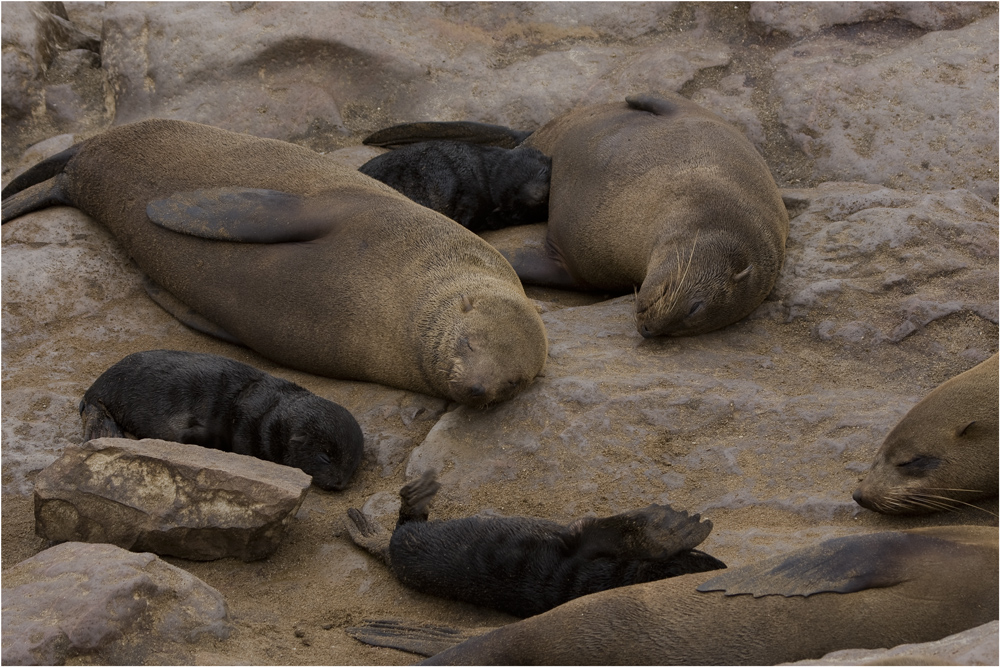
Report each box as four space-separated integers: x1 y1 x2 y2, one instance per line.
146 187 335 243
345 619 492 657
696 530 948 598
142 276 244 345
625 94 680 117
363 121 531 149
498 243 582 289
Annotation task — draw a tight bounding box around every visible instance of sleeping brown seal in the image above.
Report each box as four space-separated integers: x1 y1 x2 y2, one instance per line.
1 119 548 407
81 350 364 491
853 354 999 514
364 93 789 337
357 526 997 664
345 470 725 617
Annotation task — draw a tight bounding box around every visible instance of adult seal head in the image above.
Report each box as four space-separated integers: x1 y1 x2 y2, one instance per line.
853 354 999 514
364 93 789 338
0 119 547 407
355 526 997 664
80 350 364 491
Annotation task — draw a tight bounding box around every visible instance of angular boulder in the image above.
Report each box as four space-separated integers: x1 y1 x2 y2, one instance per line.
34 437 312 561
1 541 231 666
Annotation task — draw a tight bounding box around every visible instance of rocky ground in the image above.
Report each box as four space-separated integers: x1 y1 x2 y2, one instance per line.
2 2 998 665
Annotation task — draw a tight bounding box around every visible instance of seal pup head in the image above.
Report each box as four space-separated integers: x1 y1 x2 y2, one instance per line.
634 230 763 338
276 396 365 492
419 283 548 408
853 354 999 514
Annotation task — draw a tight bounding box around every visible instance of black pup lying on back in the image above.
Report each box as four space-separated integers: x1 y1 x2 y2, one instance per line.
80 349 364 491
359 141 551 232
346 471 725 617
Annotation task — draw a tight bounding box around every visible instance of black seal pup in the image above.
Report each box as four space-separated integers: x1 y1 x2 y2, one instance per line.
359 141 551 232
345 470 725 617
0 119 548 407
364 93 789 338
80 350 364 491
854 353 999 514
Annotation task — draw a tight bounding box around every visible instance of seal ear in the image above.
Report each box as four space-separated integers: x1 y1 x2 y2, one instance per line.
460 294 475 313
955 420 976 437
733 265 753 282
146 187 334 243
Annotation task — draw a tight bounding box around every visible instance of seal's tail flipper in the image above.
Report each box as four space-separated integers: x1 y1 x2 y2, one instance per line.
363 121 531 149
345 508 393 566
1 144 80 200
397 470 441 527
345 619 492 657
0 176 74 225
626 95 679 117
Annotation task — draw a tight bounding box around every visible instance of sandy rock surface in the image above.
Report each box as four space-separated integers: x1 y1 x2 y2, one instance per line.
2 2 998 665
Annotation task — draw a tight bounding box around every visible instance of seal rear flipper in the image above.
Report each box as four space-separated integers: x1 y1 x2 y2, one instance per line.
626 94 679 117
142 276 244 346
146 187 334 243
695 530 946 598
1 144 80 200
363 121 531 149
79 400 127 440
345 619 492 657
1 175 74 224
498 242 582 290
345 508 393 566
397 470 440 527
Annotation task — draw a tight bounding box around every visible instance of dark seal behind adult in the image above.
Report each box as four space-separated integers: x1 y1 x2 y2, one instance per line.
406 525 998 664
345 471 725 617
0 119 548 407
80 350 364 491
364 93 789 338
358 141 551 232
854 353 999 514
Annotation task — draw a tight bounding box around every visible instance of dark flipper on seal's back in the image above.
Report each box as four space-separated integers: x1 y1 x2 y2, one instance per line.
363 121 531 149
695 530 951 598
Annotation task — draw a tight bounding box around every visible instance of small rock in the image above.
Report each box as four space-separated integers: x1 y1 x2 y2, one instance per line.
34 437 312 561
1 541 231 666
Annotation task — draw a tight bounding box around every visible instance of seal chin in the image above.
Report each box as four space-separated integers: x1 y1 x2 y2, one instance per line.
450 376 526 408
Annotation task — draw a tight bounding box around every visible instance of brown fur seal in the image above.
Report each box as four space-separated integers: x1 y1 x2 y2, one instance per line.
81 350 364 491
345 470 725 617
370 526 997 664
364 93 789 337
0 119 548 407
854 354 999 514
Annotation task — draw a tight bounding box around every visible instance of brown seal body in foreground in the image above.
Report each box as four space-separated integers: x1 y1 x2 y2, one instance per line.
81 350 364 491
0 119 548 407
365 93 789 338
409 525 997 665
345 471 725 617
854 354 999 514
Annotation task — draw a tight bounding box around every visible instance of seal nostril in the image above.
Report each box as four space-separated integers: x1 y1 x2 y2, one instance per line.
852 488 864 504
640 324 654 339
468 384 486 397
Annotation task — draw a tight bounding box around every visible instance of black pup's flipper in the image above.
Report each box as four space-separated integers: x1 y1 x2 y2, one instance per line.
626 94 680 117
571 504 713 561
345 508 393 566
79 400 127 441
397 470 441 527
2 145 81 200
498 242 582 290
142 276 244 345
146 187 335 243
696 531 944 598
1 175 74 224
345 619 491 657
363 121 531 149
